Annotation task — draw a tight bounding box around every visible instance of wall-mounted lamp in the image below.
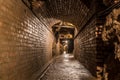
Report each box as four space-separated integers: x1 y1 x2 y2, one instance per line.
95 25 103 37
65 40 68 44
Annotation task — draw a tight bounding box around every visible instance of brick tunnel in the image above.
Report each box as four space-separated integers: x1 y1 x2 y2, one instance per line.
0 0 120 80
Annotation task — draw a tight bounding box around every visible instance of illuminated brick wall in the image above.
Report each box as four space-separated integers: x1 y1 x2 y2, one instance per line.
74 18 96 76
0 0 54 80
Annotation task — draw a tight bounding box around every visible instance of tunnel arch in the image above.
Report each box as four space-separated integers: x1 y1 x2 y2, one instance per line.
51 21 77 55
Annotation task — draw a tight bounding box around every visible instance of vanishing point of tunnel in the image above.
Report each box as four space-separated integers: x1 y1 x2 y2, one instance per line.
0 0 120 80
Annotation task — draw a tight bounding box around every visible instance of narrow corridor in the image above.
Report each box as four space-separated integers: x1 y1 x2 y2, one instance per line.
39 53 96 80
0 0 120 80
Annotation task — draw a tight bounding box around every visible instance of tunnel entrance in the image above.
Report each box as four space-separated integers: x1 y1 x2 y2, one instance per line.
52 22 75 55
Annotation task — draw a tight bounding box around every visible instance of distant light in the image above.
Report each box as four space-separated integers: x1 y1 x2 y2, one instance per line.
65 40 68 43
64 54 69 58
63 51 66 54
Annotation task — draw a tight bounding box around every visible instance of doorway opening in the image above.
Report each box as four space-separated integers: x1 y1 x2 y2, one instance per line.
52 21 76 55
60 39 74 54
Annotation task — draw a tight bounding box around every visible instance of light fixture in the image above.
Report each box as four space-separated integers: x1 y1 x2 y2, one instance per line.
95 25 103 37
65 40 68 43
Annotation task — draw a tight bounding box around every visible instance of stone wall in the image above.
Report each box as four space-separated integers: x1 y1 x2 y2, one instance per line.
101 7 120 80
103 53 120 80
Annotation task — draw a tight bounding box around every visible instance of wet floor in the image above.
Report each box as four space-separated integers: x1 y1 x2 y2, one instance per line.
38 54 96 80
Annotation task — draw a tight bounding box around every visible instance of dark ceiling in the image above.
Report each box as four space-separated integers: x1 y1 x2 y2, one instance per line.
27 0 107 29
39 0 93 29
81 0 93 8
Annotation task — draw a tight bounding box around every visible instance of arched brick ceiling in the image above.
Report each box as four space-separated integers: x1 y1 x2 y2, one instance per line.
46 0 90 27
31 0 95 30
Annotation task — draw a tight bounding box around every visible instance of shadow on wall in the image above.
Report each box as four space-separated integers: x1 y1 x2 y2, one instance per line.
100 42 120 80
103 53 120 80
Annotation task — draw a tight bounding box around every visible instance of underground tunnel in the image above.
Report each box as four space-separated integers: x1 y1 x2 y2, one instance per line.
0 0 120 80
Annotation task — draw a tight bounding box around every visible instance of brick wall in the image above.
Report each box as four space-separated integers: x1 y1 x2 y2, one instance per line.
74 18 96 76
0 0 55 80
